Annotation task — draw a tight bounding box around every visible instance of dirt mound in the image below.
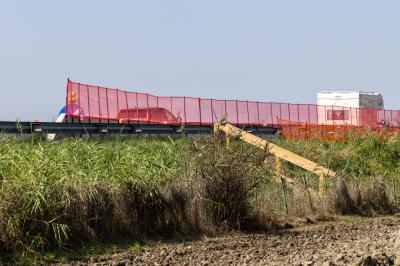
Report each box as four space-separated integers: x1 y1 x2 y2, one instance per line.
51 217 400 266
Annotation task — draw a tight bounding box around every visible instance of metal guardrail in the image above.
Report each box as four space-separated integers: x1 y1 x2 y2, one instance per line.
0 121 278 137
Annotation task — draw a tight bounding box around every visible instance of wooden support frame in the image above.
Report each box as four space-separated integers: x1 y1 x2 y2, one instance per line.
215 123 336 197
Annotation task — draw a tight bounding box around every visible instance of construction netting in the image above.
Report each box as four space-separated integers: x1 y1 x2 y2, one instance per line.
66 80 400 139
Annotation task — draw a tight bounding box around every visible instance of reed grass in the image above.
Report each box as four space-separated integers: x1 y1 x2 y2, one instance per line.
0 132 399 263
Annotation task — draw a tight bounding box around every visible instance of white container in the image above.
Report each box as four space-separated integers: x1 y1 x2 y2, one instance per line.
317 91 384 126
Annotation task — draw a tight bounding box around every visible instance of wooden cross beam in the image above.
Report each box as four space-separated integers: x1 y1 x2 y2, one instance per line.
215 123 336 197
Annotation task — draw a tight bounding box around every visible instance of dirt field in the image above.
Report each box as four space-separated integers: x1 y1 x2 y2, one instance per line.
54 216 400 266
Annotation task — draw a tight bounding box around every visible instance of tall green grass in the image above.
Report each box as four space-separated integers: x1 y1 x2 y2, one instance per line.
275 133 400 180
0 132 399 260
273 134 400 215
0 136 184 252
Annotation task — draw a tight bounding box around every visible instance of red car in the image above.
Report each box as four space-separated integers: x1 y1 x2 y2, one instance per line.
118 107 181 124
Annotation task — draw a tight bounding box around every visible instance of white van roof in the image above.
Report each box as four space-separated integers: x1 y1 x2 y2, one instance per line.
318 91 381 96
317 91 382 100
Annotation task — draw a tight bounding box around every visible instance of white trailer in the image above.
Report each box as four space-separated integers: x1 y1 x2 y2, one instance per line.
317 91 384 126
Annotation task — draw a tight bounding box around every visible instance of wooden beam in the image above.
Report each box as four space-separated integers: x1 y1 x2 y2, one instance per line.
219 123 336 177
218 123 336 196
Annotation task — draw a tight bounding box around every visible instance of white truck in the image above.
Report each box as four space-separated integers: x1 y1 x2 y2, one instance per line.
317 91 384 126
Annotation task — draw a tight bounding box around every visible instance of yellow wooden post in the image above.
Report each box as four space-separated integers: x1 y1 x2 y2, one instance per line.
275 155 282 174
319 174 325 198
226 133 230 148
213 122 220 134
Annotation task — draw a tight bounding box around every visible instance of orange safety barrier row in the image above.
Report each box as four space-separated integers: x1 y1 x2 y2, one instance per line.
280 124 400 140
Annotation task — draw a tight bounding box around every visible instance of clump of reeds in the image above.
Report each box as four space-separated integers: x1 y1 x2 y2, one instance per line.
182 134 272 231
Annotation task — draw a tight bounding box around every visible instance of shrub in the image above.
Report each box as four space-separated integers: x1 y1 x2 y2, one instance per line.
183 134 270 230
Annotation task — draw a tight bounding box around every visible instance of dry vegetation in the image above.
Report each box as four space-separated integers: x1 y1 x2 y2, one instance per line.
0 132 399 264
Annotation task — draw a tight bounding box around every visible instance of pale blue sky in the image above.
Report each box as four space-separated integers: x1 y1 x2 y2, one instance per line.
1 0 400 120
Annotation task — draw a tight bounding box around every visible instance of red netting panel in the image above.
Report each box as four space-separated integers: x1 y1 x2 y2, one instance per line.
211 99 226 123
117 90 128 120
147 94 158 123
185 97 201 124
125 92 138 123
98 87 109 119
66 81 79 117
316 105 326 125
88 85 100 118
359 108 375 127
377 110 385 126
225 100 238 124
343 107 351 125
171 97 185 124
392 111 400 127
200 99 213 124
106 89 118 121
390 110 396 125
308 105 318 124
270 103 281 125
288 104 300 124
327 106 334 125
158 97 173 123
78 84 89 118
279 104 290 125
237 101 249 125
390 110 396 126
66 80 400 136
258 102 270 126
66 80 71 116
248 102 259 125
384 110 392 126
354 108 359 126
298 104 309 124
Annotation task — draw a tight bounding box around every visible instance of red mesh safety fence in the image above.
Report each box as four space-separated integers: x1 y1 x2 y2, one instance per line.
65 80 400 139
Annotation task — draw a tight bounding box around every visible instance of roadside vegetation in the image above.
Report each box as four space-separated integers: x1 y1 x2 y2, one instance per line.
0 132 399 264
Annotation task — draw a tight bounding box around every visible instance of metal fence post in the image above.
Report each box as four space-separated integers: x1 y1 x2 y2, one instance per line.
105 87 110 123
170 97 173 124
125 91 129 123
183 97 187 124
288 103 292 138
146 94 150 123
136 93 139 124
77 83 81 120
116 88 120 122
211 99 214 124
224 99 228 123
97 86 101 120
246 101 250 125
236 100 239 125
269 103 273 126
198 98 202 125
87 85 91 123
65 79 70 121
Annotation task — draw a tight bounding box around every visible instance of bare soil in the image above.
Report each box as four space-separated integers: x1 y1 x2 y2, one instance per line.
54 216 400 266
